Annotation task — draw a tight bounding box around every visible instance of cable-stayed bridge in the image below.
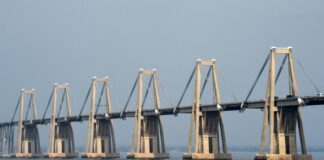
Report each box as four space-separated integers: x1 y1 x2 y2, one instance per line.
0 47 323 160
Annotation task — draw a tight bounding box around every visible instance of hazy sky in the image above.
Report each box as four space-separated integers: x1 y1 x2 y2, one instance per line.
0 0 323 151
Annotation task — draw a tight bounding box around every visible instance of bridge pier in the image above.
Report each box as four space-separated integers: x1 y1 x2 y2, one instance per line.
46 83 78 158
183 111 231 160
0 125 15 157
46 122 77 158
0 126 3 155
14 124 42 158
254 47 312 160
81 77 119 158
183 59 231 160
82 119 119 158
127 69 169 159
127 115 168 159
14 89 42 158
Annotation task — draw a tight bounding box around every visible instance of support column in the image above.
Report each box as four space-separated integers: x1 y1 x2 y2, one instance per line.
183 59 231 160
1 125 13 157
46 83 78 158
81 77 119 158
0 126 5 157
127 69 169 159
255 47 312 160
1 125 15 157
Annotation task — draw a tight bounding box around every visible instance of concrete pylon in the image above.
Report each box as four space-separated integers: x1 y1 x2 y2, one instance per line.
183 59 232 160
45 83 78 158
127 69 169 159
254 47 312 160
14 89 42 158
81 77 119 158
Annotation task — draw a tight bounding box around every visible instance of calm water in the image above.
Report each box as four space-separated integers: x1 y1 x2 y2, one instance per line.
5 147 324 160
117 146 324 160
120 147 324 160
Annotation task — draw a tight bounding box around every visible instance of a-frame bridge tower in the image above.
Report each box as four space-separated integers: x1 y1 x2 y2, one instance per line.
45 83 78 158
126 69 169 159
183 59 232 160
255 47 312 160
14 89 42 158
81 77 119 158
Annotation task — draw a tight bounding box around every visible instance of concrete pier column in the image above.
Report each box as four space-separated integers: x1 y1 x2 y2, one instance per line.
127 69 169 159
50 122 75 156
183 59 231 160
1 125 14 157
0 126 7 157
82 77 119 158
0 126 3 155
254 47 312 160
15 124 42 158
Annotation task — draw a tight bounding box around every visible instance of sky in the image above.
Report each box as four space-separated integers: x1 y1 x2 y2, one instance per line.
0 0 324 151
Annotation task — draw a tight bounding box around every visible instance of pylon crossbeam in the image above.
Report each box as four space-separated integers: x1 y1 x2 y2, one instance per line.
272 47 292 54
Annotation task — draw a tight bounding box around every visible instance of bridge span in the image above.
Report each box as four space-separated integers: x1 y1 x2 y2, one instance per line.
0 47 323 160
1 95 323 126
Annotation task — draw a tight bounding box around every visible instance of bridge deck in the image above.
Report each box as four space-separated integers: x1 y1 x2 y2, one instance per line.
1 95 323 126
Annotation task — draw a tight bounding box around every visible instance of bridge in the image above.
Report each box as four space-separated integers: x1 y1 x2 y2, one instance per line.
0 47 323 160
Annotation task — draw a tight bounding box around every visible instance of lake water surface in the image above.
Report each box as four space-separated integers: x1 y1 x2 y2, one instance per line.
6 146 324 160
